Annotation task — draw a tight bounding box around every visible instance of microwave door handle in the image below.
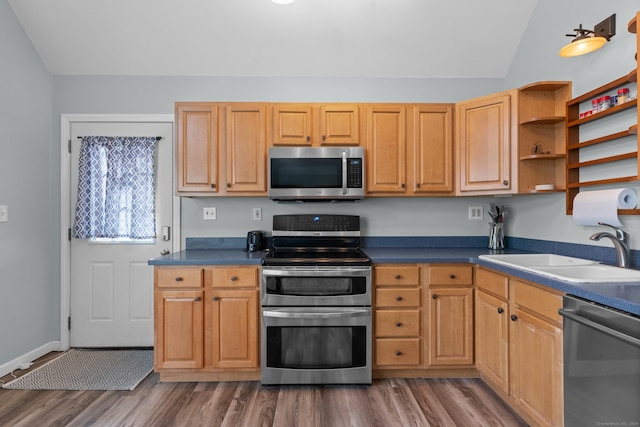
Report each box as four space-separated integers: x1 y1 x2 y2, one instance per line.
342 151 348 195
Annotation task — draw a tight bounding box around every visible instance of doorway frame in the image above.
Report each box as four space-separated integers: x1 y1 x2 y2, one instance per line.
60 114 179 350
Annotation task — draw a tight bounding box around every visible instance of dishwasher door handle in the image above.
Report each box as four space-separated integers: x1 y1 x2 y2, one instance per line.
559 308 640 349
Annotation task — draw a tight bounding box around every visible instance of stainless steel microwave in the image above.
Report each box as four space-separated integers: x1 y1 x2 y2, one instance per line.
268 146 365 201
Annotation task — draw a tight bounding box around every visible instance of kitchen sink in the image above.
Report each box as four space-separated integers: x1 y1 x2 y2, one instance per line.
479 253 640 283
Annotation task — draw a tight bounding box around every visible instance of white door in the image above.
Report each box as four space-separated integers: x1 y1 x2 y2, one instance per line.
70 121 173 347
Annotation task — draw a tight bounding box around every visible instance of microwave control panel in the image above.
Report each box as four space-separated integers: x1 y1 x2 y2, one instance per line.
347 158 363 188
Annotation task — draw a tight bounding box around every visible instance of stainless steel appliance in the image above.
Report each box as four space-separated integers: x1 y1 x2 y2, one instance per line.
268 146 365 201
559 295 640 427
260 214 372 385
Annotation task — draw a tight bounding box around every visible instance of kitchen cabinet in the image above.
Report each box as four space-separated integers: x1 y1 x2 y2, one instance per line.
475 266 563 427
456 90 516 194
373 264 422 368
175 102 267 196
154 265 260 380
205 267 259 369
427 265 474 366
270 103 361 146
517 82 571 194
366 104 454 196
154 267 205 369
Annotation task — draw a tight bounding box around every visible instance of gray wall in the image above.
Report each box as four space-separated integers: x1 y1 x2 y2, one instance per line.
2 0 640 368
0 0 56 366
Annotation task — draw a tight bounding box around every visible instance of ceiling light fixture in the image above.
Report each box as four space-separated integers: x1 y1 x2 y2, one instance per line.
559 14 616 57
271 0 296 4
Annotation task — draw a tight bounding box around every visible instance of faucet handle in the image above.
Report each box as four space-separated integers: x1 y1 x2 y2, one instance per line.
598 222 629 240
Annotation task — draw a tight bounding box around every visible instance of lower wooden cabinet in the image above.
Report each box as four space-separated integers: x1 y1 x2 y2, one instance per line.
476 267 564 427
154 266 260 379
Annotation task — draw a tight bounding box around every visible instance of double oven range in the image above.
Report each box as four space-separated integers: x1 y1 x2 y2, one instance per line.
260 214 372 385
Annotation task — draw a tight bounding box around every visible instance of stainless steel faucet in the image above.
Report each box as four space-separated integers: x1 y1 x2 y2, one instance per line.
589 223 631 268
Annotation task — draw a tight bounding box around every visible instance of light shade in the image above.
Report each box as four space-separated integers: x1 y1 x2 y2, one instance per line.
271 0 296 4
559 36 607 57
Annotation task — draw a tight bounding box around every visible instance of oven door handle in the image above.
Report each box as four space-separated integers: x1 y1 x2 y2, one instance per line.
342 150 348 195
262 267 371 277
263 309 370 319
559 308 640 349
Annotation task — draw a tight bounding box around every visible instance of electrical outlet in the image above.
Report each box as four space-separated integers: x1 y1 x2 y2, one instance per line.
253 208 262 221
468 206 483 220
0 205 7 223
203 207 216 220
18 362 32 370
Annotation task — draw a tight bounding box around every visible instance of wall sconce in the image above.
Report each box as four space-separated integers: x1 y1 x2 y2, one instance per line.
559 14 616 57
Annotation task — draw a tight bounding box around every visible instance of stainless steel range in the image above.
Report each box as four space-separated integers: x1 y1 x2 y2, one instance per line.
260 214 372 385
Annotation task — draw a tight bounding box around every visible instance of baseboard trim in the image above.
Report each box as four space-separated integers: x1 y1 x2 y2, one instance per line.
0 341 61 378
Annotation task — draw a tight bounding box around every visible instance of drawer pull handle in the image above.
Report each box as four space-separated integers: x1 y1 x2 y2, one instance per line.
175 277 183 282
449 274 456 279
230 276 238 281
395 322 402 327
395 275 402 280
395 351 402 356
396 296 403 301
432 294 437 299
497 307 504 314
511 314 518 322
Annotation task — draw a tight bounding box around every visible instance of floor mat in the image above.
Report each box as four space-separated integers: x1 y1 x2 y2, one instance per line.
2 348 153 391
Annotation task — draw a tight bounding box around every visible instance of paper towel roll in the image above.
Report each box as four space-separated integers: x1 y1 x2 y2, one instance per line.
573 188 638 227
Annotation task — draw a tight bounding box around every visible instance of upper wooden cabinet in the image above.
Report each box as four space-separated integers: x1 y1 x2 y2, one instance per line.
271 103 361 146
366 104 454 196
175 103 218 194
175 102 267 196
456 90 516 195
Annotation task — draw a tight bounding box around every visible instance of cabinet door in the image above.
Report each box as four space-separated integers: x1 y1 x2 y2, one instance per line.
475 290 509 394
225 104 267 193
413 104 453 193
510 307 563 427
175 103 218 193
271 104 313 146
319 104 360 146
155 290 204 369
366 105 407 193
428 287 473 366
457 93 512 193
208 290 259 368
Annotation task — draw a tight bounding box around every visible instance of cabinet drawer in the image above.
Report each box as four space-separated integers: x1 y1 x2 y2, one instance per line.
376 288 421 308
374 266 420 286
429 265 472 285
512 280 562 323
375 310 420 337
208 267 258 288
475 267 508 299
375 338 420 366
156 268 203 288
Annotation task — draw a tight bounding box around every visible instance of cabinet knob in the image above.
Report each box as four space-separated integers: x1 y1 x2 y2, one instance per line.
449 274 456 279
395 322 402 327
432 294 437 300
497 307 504 314
401 183 406 189
175 277 183 282
230 276 238 282
396 296 403 301
395 275 402 280
511 314 518 321
227 183 231 188
503 180 509 186
322 135 326 141
306 136 311 142
211 183 216 189
416 183 421 188
212 296 219 301
195 297 201 302
395 351 403 356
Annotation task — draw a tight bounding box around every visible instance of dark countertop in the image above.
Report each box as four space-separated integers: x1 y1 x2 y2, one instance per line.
149 246 640 316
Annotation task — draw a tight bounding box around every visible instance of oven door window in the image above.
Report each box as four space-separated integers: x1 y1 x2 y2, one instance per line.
266 326 367 369
265 276 367 297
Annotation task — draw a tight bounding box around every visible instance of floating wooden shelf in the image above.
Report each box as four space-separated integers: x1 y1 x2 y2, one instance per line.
520 116 566 125
520 154 565 161
567 98 637 128
629 69 637 83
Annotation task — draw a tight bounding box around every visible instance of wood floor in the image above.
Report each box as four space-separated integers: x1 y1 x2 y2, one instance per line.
0 353 527 427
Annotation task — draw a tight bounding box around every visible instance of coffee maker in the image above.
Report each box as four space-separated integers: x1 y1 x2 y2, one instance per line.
245 231 265 252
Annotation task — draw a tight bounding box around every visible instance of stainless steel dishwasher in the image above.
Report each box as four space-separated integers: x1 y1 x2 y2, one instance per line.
559 295 640 427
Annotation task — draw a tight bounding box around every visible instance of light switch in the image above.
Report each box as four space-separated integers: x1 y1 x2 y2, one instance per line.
0 205 7 222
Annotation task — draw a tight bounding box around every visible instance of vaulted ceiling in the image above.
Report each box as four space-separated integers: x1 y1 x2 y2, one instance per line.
9 0 538 78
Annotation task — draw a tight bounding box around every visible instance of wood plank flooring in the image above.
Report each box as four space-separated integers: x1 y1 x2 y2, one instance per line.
0 371 528 427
